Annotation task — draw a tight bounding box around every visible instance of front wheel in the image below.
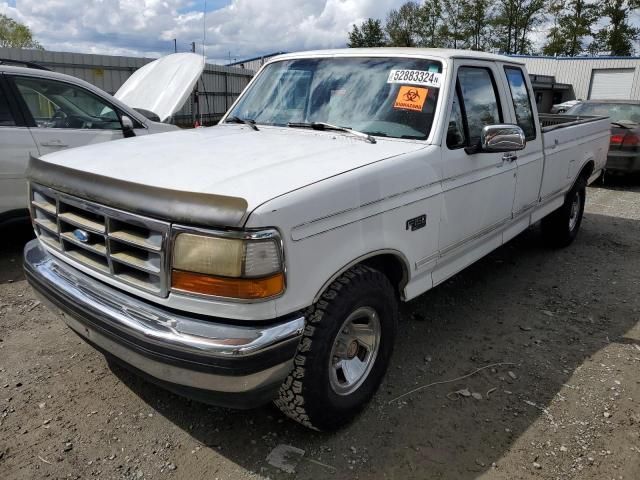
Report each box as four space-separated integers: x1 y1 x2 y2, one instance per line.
274 265 398 431
541 178 586 247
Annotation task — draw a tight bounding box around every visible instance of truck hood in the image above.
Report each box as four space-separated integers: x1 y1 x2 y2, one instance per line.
114 53 205 122
29 125 425 227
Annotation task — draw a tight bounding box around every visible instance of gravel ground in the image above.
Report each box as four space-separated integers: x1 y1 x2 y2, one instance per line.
1 178 639 480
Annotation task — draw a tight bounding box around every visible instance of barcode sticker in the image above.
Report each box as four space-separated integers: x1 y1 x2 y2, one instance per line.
387 69 442 88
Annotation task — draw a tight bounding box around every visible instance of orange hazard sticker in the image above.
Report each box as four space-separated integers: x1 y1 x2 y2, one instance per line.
394 86 428 111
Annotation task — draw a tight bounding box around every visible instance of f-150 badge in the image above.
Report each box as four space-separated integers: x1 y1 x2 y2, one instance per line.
406 215 427 231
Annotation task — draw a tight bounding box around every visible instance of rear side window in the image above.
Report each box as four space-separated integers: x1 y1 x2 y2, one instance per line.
0 85 16 127
504 67 536 140
447 66 502 149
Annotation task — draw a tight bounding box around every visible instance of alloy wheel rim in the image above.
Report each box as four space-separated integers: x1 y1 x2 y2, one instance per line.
569 190 582 231
328 306 381 396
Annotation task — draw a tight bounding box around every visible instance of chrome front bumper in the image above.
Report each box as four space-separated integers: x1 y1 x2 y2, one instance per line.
24 239 304 408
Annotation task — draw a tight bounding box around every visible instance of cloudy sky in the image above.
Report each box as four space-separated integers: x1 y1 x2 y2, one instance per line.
0 0 410 64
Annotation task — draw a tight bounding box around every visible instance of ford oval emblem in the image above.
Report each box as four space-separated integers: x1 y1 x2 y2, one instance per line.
73 228 90 243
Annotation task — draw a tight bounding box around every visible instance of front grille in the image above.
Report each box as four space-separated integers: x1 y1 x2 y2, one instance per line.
30 184 170 296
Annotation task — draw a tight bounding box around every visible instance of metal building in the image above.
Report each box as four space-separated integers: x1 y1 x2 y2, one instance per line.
515 55 640 102
0 47 254 125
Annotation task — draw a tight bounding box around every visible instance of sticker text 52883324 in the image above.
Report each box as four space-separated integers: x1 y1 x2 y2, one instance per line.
387 69 442 88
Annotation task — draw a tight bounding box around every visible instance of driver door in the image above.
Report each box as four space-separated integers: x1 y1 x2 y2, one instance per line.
9 75 124 156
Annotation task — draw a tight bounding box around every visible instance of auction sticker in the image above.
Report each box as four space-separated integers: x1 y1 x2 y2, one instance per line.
394 86 428 111
387 69 442 88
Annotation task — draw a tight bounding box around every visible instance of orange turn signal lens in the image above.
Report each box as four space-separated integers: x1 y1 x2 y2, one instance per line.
171 270 284 299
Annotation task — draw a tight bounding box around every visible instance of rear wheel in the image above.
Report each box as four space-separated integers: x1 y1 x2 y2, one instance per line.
274 264 397 431
541 178 586 247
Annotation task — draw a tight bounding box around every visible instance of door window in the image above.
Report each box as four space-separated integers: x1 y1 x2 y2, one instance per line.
504 67 536 140
0 86 16 126
14 77 121 130
457 67 502 145
446 88 466 148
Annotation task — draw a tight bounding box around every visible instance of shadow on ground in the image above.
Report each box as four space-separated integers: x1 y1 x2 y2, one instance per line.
107 210 640 479
0 221 33 283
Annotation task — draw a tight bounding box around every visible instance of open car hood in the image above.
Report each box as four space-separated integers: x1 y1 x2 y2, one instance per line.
114 53 205 122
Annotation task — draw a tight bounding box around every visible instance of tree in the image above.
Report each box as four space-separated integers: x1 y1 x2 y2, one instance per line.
459 0 494 50
542 0 598 56
543 0 567 55
0 14 43 49
439 0 466 49
385 2 421 47
492 0 546 54
590 0 640 56
347 18 387 47
416 0 445 48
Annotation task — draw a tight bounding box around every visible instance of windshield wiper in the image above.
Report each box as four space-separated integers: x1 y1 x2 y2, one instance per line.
225 116 259 131
287 122 376 144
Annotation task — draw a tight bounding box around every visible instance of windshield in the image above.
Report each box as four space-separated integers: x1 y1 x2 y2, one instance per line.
567 102 640 124
227 57 443 140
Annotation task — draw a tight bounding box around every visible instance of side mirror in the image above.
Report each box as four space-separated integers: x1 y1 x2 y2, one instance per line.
121 115 136 138
480 124 526 152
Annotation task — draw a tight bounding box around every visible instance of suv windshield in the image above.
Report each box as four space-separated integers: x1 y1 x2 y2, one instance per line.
227 57 443 140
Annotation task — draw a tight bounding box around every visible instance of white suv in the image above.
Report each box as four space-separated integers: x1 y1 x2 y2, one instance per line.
0 53 203 224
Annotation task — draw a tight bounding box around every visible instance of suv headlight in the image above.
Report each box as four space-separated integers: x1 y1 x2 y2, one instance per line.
171 228 284 300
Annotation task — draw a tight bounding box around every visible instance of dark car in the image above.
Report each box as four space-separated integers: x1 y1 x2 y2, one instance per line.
566 100 640 174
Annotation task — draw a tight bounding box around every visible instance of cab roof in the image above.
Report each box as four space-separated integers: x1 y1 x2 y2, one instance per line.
269 48 524 65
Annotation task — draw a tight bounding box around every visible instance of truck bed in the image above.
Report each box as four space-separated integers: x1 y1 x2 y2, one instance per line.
538 113 608 132
538 114 610 200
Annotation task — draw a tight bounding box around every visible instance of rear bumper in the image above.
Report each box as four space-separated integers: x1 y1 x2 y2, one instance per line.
24 239 304 408
606 151 640 173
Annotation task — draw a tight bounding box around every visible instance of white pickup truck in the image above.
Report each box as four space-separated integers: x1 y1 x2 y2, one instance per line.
24 48 609 431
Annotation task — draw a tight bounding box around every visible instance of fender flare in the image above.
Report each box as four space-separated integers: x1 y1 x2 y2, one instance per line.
312 249 410 303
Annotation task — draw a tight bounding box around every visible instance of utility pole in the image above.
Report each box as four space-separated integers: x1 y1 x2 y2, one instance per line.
173 39 177 53
191 42 199 126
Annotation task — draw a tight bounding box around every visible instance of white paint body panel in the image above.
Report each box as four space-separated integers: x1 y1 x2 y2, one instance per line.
114 53 205 122
28 50 610 322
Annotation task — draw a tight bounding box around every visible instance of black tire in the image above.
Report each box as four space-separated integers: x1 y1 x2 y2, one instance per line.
541 177 586 247
274 264 398 431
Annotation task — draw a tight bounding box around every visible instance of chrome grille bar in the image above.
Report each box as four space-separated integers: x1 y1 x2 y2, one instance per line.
29 183 170 297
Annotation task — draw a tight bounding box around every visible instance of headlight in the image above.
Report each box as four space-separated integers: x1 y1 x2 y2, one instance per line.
171 229 284 300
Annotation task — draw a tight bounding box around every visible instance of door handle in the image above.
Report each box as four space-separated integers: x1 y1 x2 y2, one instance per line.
41 139 68 147
502 153 518 162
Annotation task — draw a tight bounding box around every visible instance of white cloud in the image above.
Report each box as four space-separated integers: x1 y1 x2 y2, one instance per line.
1 0 407 63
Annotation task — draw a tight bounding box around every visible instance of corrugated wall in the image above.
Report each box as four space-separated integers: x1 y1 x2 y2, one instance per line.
0 47 254 125
515 56 640 100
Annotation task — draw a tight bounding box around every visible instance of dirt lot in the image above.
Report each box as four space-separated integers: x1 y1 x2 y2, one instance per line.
1 179 639 480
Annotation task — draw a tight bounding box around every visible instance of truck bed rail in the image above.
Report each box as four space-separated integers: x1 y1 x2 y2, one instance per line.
539 113 609 133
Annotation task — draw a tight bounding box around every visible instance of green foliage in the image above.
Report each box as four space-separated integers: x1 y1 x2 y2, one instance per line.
347 18 387 48
590 0 640 56
542 0 598 56
385 1 422 47
347 0 639 57
0 14 43 49
416 0 445 48
458 0 494 50
491 0 546 54
439 0 466 48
